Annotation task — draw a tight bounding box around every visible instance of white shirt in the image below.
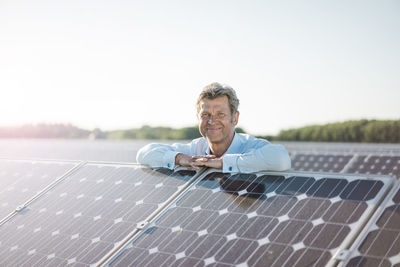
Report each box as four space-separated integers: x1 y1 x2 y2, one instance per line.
136 133 291 173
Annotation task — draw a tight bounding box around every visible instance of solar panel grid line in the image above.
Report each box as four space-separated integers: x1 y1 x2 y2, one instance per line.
338 180 400 267
0 159 83 226
96 166 208 267
107 170 393 267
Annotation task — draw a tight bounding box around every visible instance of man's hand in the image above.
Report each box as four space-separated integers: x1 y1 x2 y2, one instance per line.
175 153 223 170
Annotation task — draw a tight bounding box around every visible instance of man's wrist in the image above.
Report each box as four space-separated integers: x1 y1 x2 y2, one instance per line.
175 153 183 166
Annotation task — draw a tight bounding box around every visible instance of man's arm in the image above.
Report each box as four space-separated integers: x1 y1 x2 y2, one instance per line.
137 137 291 173
136 143 193 169
222 143 291 173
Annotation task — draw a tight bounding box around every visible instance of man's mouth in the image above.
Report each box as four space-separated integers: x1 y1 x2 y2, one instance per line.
207 127 222 132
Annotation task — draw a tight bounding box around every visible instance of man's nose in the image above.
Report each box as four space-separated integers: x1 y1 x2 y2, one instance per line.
207 115 218 123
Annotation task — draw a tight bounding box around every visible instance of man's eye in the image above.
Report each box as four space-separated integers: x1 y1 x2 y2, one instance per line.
217 113 226 119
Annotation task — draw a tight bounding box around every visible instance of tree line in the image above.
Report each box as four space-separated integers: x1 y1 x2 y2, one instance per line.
0 120 399 143
269 120 400 143
0 124 91 139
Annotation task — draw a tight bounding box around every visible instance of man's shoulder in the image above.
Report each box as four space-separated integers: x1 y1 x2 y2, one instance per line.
235 133 271 150
236 133 269 143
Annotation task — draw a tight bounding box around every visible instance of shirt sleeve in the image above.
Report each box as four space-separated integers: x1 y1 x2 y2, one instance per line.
136 142 194 169
222 143 291 173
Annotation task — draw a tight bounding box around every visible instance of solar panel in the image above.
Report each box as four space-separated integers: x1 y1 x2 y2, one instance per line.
0 159 80 221
0 163 198 266
283 142 400 155
341 180 400 267
107 170 393 267
291 154 354 173
347 155 400 178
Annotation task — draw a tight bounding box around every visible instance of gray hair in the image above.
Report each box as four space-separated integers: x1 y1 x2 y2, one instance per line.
196 82 240 115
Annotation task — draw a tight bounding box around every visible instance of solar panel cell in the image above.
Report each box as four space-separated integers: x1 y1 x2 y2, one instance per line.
307 178 348 198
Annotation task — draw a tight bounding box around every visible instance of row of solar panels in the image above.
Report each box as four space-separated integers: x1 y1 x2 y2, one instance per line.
0 158 399 266
283 142 400 155
290 153 400 178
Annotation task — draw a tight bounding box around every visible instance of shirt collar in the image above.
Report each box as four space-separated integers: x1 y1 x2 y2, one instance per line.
205 132 239 156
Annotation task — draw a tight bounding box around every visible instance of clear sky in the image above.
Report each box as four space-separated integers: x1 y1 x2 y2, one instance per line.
1 0 399 135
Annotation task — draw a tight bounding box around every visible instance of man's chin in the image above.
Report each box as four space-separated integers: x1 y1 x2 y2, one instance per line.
205 135 223 144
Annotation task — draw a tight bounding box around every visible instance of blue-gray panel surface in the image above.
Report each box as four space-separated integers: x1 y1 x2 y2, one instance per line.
109 171 390 267
0 163 196 266
344 181 400 267
291 154 353 172
0 159 79 220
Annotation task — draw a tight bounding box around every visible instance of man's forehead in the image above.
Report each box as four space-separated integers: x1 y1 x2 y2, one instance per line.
199 96 229 110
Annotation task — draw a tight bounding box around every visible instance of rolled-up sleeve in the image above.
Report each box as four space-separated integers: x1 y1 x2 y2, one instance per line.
136 143 192 169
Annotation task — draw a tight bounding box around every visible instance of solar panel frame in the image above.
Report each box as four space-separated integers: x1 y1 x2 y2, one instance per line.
105 170 394 267
0 162 203 266
339 179 400 267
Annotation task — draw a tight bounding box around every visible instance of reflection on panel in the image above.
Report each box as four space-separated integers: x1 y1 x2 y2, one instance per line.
109 171 391 267
0 159 79 220
291 154 353 173
343 181 400 267
0 163 196 266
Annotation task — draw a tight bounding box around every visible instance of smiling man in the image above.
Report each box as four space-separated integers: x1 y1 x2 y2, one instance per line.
136 82 291 173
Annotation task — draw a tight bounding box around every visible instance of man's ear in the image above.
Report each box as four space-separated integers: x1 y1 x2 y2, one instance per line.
233 111 239 126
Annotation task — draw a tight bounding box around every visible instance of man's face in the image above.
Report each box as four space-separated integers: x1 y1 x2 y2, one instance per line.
198 96 239 146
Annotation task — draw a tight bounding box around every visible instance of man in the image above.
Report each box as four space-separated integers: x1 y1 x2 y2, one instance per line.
136 82 291 173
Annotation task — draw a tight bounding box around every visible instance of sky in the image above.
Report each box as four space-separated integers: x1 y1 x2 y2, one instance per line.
0 0 399 135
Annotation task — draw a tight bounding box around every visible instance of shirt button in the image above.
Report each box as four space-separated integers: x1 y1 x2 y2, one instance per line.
228 166 233 171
